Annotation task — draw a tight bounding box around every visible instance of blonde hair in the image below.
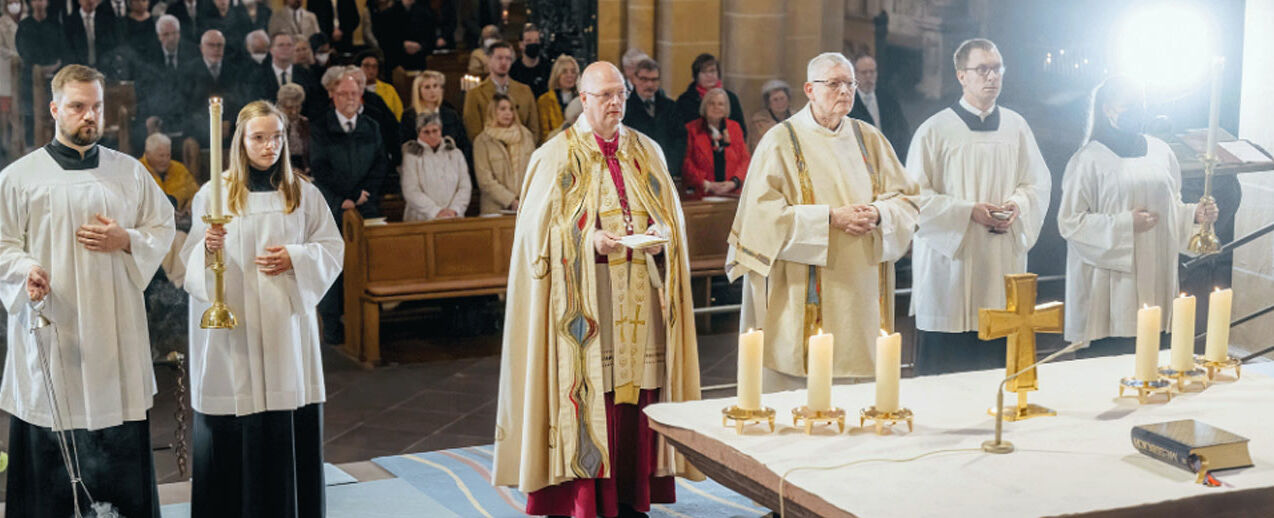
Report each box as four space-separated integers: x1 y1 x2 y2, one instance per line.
485 93 520 128
410 71 446 113
698 88 730 119
226 101 304 215
547 54 580 93
51 65 105 103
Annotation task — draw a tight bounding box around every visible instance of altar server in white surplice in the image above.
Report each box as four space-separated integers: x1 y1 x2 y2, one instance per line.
906 38 1051 376
1059 77 1217 358
182 100 343 518
0 65 175 518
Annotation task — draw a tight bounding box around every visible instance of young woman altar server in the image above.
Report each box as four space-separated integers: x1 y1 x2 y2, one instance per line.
182 100 344 517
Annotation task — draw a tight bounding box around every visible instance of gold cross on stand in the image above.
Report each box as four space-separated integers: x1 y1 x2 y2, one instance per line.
979 273 1064 421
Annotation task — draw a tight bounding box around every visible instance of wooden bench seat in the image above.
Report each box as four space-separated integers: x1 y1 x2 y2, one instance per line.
341 199 739 366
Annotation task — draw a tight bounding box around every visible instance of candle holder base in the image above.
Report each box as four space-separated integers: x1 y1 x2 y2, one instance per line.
985 402 1056 422
721 406 775 434
1158 365 1210 392
1195 355 1241 381
1119 377 1173 404
981 439 1014 454
791 406 846 434
199 215 237 330
858 406 913 435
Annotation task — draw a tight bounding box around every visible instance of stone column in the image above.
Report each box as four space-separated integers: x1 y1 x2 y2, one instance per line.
722 0 786 119
627 0 656 57
598 0 626 64
655 0 721 96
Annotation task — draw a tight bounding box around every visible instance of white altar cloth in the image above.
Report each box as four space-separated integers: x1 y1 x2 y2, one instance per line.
645 353 1274 517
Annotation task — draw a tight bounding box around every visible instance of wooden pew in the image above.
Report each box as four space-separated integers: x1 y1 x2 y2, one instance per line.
341 199 739 366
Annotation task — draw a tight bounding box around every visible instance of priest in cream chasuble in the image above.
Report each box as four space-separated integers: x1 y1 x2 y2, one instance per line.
728 53 918 387
905 39 1051 376
494 62 702 517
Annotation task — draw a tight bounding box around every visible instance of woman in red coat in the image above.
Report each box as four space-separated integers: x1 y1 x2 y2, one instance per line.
682 88 751 196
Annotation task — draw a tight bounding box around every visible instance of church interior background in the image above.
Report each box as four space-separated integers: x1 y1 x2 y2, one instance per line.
1 0 1272 515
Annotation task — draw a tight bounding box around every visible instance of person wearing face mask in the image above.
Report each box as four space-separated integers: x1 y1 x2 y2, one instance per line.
466 23 499 76
182 100 342 518
1058 76 1218 358
243 28 269 64
308 32 331 72
509 22 551 97
905 38 1051 376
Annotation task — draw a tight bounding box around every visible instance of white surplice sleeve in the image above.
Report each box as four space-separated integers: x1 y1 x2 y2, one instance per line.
122 162 177 292
282 182 344 311
1166 149 1200 253
775 205 831 266
906 124 974 259
1057 150 1134 273
0 173 38 312
181 187 214 303
1004 122 1052 255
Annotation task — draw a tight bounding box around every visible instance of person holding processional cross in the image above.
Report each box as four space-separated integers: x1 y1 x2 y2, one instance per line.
905 38 1052 376
728 52 919 391
494 61 702 518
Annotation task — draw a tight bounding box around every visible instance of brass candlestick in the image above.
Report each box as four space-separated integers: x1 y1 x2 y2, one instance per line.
200 215 237 329
1158 365 1210 392
1119 377 1173 404
859 406 913 436
1195 354 1241 381
1187 156 1221 255
792 406 846 434
722 405 776 434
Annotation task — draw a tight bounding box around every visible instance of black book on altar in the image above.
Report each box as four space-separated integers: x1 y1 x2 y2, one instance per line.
1131 420 1252 475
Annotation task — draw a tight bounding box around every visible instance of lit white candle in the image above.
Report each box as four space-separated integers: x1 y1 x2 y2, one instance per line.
874 330 901 413
806 329 833 412
737 328 764 410
1135 304 1161 382
1204 287 1233 362
209 97 223 218
1169 293 1196 372
1205 57 1225 160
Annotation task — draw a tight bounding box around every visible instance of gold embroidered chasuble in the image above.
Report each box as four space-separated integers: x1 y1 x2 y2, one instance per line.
493 119 702 493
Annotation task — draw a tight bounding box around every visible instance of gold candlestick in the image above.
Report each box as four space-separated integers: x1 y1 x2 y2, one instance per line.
792 406 846 434
199 218 237 330
858 406 913 436
722 405 775 434
1187 156 1221 255
1118 377 1173 404
1158 365 1210 392
1195 354 1241 381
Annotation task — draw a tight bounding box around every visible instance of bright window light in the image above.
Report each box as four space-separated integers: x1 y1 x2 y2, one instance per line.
1111 3 1216 98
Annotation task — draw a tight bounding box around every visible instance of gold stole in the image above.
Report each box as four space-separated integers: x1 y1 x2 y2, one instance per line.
598 153 652 406
849 120 895 333
780 121 822 371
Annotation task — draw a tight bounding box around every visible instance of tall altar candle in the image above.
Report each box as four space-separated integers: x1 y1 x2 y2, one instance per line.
874 330 901 413
1205 57 1225 160
1204 287 1233 362
1169 293 1196 372
737 329 763 410
208 97 224 218
1135 305 1161 382
806 330 833 411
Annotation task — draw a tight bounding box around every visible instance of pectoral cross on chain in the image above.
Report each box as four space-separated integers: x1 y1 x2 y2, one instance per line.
978 273 1064 421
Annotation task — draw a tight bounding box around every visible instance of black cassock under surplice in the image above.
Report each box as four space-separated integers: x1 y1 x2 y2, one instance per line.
5 415 162 518
191 403 326 518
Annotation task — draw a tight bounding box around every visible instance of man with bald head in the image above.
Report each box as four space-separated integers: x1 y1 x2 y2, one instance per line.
180 29 244 147
729 52 919 391
495 61 703 517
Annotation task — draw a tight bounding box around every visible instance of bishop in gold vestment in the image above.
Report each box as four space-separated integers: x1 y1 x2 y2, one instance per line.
493 62 701 518
729 53 918 387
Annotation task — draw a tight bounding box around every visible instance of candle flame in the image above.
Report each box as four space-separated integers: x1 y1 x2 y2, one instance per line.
818 328 824 335
1214 286 1222 292
1143 304 1150 310
747 328 754 333
879 329 888 337
1180 292 1187 298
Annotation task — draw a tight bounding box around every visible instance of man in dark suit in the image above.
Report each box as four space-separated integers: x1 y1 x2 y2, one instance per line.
309 0 358 51
181 29 244 146
166 0 208 45
63 0 120 67
249 32 317 104
849 54 912 159
309 65 387 344
133 14 200 141
623 58 685 178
